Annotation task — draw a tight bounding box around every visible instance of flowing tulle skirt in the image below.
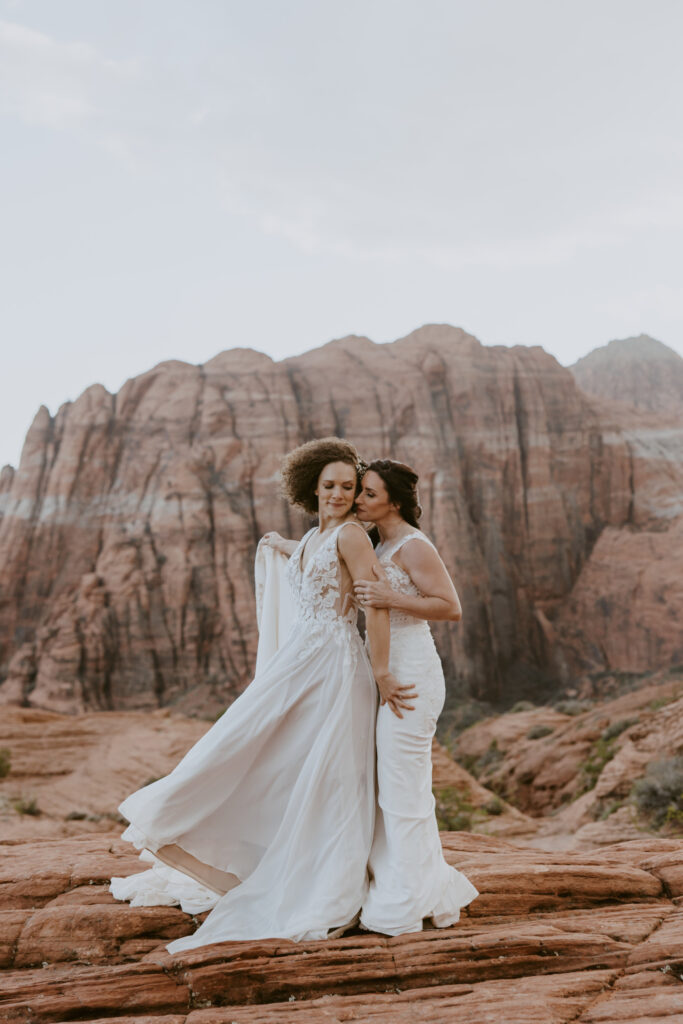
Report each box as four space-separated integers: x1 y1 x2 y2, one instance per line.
111 618 377 950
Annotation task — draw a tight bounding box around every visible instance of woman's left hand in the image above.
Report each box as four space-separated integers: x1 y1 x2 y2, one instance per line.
354 564 394 609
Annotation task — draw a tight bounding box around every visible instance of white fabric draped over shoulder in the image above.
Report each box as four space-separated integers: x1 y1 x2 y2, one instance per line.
254 539 297 674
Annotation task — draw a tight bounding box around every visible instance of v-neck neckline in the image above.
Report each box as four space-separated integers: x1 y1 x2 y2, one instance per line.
299 525 337 576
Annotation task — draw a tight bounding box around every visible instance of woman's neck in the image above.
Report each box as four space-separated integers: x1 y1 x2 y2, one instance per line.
375 511 412 544
318 510 354 533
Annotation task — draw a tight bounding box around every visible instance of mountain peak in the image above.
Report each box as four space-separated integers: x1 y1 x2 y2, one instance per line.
570 335 683 414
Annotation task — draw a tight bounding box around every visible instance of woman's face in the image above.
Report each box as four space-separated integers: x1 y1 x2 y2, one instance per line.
315 461 357 517
355 470 395 523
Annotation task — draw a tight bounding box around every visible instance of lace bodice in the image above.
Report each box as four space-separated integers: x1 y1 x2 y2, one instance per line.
376 531 435 633
286 523 364 632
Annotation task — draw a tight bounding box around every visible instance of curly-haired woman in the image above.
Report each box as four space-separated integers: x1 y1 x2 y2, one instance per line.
110 438 414 950
354 459 479 935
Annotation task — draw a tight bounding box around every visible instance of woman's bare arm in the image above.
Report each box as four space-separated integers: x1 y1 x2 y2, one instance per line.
261 532 298 557
354 538 462 622
338 524 417 717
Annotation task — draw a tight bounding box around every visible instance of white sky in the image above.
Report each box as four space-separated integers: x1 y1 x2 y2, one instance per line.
1 0 682 469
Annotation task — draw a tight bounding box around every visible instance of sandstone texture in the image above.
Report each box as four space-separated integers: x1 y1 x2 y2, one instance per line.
571 335 683 416
454 670 683 849
1 831 683 1023
1 326 682 714
0 706 532 843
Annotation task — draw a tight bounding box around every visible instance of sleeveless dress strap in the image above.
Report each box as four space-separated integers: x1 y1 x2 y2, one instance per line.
383 530 435 560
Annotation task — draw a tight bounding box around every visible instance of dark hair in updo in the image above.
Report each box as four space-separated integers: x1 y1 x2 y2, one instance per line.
363 459 422 541
281 436 362 517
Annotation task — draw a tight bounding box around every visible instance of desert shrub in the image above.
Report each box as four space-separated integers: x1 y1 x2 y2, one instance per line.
0 748 10 779
484 796 504 815
102 810 127 826
526 724 554 740
486 776 510 800
438 698 492 743
477 740 504 773
554 699 591 716
601 718 638 742
66 811 87 821
434 786 475 831
591 797 624 821
632 757 683 829
510 700 536 713
12 796 41 816
457 752 479 777
578 737 618 794
649 691 680 711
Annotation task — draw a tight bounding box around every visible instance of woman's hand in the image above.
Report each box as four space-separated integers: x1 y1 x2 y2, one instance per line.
375 670 418 719
261 532 296 557
354 564 395 609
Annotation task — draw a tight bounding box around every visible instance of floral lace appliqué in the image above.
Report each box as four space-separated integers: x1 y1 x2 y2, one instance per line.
287 525 360 660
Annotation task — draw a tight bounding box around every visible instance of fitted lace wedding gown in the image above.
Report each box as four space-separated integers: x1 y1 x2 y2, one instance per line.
360 531 479 935
110 521 377 951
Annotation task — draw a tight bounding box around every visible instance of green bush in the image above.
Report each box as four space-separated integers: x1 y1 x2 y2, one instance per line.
12 796 41 816
0 748 10 779
632 757 683 829
601 718 638 742
434 786 476 831
554 699 590 716
526 724 554 740
578 736 617 794
483 796 504 815
477 740 504 773
510 700 536 713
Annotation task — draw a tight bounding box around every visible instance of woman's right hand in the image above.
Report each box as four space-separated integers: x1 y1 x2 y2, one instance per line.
262 532 298 558
375 670 418 719
262 531 286 555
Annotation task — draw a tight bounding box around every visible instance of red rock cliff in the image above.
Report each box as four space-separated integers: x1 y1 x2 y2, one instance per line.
0 325 681 714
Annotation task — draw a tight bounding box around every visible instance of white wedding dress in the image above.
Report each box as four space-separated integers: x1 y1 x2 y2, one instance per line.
360 531 479 935
110 522 377 950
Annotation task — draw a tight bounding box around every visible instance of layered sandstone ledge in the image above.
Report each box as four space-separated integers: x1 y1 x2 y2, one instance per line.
1 831 682 1023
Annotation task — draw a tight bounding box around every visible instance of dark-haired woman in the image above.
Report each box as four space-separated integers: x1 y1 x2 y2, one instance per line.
111 438 414 950
354 459 479 935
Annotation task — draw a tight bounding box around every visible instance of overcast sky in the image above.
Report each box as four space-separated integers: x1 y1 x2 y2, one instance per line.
2 0 682 469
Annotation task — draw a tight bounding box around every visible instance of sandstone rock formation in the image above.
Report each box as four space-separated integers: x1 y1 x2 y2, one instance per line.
455 670 683 849
0 706 532 843
1 324 682 713
571 334 683 416
1 830 682 1022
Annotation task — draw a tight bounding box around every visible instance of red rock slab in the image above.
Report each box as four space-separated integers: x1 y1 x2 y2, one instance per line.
69 971 621 1024
158 917 640 1008
13 903 192 968
78 1019 186 1024
458 861 662 917
640 853 683 898
0 962 188 1022
0 910 30 968
181 969 621 1023
579 987 683 1022
625 907 683 973
0 834 140 908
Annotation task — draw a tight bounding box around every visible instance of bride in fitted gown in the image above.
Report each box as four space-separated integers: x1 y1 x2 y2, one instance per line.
355 459 479 935
110 438 413 950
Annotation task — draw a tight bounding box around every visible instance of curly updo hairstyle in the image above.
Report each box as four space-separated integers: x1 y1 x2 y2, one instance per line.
281 436 363 517
364 459 422 541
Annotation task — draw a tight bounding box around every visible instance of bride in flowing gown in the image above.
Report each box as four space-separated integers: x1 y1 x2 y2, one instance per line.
354 459 479 935
110 438 414 950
